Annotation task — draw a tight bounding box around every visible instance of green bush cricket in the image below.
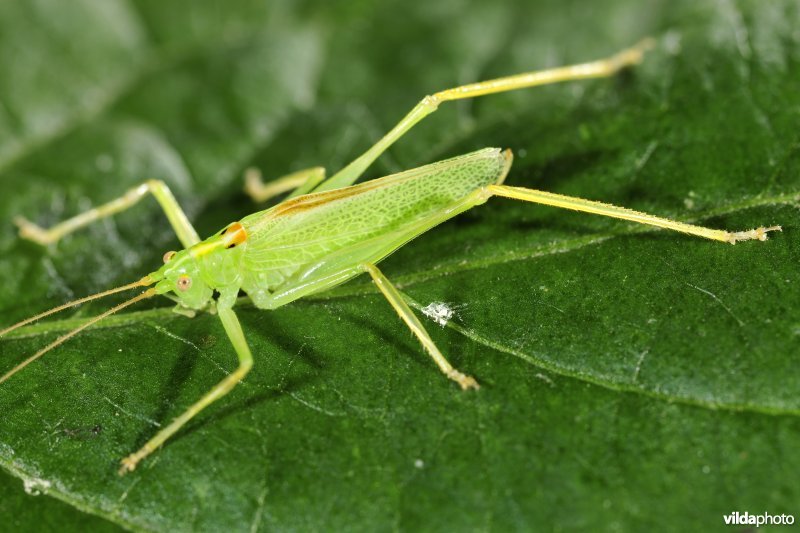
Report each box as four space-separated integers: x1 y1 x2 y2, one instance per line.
0 38 781 475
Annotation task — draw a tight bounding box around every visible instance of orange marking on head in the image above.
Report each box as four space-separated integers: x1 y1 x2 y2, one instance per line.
222 222 247 248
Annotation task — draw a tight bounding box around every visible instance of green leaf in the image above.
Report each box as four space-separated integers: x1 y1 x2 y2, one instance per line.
1 0 799 531
0 467 123 532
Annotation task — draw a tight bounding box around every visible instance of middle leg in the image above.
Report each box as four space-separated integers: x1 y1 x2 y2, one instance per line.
244 166 326 203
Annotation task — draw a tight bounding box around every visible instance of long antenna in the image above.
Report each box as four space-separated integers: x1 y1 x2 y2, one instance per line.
0 276 153 338
0 288 157 384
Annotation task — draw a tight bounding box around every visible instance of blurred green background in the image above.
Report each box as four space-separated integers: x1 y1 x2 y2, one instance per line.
0 0 798 531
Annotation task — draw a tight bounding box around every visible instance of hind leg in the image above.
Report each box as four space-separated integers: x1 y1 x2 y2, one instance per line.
485 184 781 244
315 39 655 193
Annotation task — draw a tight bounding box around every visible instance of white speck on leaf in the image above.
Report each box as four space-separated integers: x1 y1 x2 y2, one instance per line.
683 190 698 209
23 476 51 496
414 459 424 469
422 302 455 327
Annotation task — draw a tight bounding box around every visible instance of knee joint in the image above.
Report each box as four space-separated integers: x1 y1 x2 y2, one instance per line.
422 94 441 110
145 179 167 191
238 359 254 375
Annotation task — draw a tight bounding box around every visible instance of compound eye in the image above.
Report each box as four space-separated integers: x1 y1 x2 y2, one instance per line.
176 275 193 292
163 251 177 264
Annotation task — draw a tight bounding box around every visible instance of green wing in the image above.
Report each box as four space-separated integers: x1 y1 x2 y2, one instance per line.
239 148 509 303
